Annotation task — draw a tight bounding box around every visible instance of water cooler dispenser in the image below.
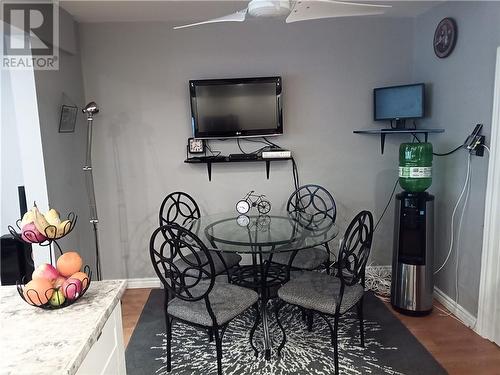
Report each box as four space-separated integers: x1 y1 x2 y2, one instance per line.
391 142 434 315
391 192 434 315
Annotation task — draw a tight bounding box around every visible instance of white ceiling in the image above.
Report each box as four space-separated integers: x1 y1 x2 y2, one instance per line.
61 1 442 23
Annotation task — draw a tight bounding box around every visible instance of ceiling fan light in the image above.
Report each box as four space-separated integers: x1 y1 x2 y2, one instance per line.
248 0 291 18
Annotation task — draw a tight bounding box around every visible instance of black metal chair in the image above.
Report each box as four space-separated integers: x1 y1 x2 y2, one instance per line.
159 191 241 277
272 184 337 272
275 211 374 374
159 191 201 227
150 224 258 375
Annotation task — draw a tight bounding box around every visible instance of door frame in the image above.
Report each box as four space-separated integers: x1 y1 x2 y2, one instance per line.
476 47 500 343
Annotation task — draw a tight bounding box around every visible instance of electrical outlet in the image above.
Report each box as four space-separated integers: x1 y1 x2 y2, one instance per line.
471 135 485 157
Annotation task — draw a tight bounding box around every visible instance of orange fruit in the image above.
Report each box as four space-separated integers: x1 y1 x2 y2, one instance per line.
23 278 54 306
56 251 83 277
70 271 90 290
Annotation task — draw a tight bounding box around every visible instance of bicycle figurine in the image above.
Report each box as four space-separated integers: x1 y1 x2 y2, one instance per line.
236 191 271 215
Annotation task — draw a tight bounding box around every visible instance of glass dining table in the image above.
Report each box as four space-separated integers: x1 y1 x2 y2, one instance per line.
190 209 339 360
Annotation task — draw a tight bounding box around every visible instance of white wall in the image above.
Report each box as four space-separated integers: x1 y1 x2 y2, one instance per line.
79 18 415 279
413 1 500 315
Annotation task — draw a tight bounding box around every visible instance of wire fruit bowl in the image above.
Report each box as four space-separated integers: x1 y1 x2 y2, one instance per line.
16 266 92 310
8 212 78 245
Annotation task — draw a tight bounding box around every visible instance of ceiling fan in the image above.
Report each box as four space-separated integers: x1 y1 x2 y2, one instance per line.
174 0 391 30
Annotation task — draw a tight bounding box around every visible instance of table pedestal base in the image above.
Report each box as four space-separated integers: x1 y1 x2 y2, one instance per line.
231 258 287 361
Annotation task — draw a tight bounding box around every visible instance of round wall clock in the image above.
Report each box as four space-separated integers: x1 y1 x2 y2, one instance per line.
433 17 457 58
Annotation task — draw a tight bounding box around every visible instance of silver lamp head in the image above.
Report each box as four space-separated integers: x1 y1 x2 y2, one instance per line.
83 102 99 116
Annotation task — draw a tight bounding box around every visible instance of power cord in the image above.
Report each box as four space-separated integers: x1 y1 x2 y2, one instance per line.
205 141 221 157
291 157 300 192
374 178 399 232
412 133 463 156
236 138 269 155
434 153 471 275
433 144 463 156
454 154 471 312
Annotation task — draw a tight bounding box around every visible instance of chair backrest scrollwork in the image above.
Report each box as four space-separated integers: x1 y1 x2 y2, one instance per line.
159 191 201 228
149 223 215 302
287 184 337 231
337 211 374 287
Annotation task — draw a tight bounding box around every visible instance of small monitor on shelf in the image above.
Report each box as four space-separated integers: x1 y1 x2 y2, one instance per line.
374 83 425 129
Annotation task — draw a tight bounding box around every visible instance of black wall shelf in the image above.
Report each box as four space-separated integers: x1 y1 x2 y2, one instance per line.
353 128 445 154
185 157 292 181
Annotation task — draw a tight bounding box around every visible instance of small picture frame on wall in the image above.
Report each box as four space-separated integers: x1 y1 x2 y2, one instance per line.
58 105 78 133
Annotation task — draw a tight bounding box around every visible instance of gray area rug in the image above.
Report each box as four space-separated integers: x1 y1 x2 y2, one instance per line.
126 289 446 375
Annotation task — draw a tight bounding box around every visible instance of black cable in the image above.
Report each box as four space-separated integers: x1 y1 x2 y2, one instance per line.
433 144 463 156
236 138 249 154
412 133 463 156
291 157 300 191
236 138 271 155
205 142 221 157
263 137 280 149
374 178 399 232
243 138 271 146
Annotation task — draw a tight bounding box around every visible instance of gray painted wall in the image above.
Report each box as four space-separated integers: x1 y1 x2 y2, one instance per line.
34 9 94 269
79 18 415 279
413 1 500 315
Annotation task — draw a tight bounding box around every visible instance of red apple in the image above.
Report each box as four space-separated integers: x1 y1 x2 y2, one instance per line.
32 263 59 283
62 278 82 300
21 222 47 243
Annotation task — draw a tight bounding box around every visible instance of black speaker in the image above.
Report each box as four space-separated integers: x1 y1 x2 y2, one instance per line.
0 186 34 285
0 235 34 285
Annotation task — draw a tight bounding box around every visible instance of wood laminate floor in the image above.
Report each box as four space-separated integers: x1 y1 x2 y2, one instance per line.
121 288 500 374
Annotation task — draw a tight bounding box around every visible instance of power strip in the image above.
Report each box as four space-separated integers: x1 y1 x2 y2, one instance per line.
261 150 291 159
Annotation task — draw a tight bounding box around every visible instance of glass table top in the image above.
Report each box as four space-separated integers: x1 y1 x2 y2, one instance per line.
188 210 339 254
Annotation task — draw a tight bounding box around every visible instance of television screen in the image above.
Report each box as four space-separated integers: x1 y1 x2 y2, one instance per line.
190 77 283 138
374 83 425 121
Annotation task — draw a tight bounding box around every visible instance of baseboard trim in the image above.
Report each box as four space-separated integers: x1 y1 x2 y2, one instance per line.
433 287 477 328
126 277 161 289
366 266 477 328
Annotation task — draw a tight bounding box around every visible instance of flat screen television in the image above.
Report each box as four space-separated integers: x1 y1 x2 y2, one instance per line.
190 77 283 139
374 83 425 121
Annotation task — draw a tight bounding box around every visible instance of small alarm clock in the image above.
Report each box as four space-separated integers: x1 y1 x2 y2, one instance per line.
236 200 250 215
188 138 205 154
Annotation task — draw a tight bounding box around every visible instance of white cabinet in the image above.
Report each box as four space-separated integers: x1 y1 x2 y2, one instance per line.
77 302 126 375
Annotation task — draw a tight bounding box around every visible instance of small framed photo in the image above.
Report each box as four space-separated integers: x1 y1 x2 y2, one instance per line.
58 105 78 133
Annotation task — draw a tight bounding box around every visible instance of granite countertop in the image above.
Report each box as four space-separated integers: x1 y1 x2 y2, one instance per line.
0 279 127 375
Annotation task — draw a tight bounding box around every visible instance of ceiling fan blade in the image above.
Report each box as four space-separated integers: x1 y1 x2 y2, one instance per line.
286 0 391 23
173 9 247 30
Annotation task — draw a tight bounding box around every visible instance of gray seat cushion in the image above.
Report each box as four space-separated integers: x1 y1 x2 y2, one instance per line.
272 247 329 270
278 271 364 315
174 251 241 277
168 281 258 326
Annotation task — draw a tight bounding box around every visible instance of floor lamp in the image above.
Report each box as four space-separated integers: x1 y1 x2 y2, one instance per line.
83 102 102 280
